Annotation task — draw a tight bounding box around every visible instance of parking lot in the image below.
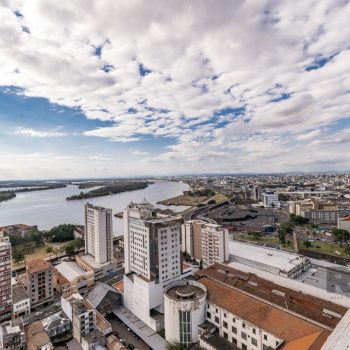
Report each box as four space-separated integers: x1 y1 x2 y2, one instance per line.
107 314 150 350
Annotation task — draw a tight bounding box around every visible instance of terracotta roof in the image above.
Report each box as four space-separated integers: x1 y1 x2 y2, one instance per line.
196 263 347 329
113 281 124 293
25 321 51 350
26 259 53 274
199 277 331 348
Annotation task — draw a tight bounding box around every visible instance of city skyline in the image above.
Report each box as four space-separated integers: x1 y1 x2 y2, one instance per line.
1 0 350 179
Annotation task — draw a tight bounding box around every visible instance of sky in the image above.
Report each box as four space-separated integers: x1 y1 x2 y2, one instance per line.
0 0 350 179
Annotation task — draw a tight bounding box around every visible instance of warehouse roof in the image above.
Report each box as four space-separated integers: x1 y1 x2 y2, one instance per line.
229 241 308 273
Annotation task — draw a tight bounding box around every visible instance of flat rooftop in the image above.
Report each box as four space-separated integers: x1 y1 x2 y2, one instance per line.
165 284 205 301
12 283 29 304
229 241 307 273
26 259 52 274
55 261 87 282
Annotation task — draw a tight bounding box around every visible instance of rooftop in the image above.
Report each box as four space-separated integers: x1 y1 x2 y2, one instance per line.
196 263 347 329
87 282 121 309
165 283 206 301
26 259 53 274
229 241 308 273
25 321 51 349
12 283 29 304
55 261 87 282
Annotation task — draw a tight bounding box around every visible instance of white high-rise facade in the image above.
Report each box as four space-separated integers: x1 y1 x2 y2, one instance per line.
84 203 113 264
263 192 280 208
0 233 11 321
123 200 184 331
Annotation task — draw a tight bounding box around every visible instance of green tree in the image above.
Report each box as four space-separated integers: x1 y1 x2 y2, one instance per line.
332 229 350 247
64 243 75 256
290 214 309 225
46 246 53 253
303 241 312 249
13 248 24 263
46 224 75 242
167 342 185 350
344 245 350 257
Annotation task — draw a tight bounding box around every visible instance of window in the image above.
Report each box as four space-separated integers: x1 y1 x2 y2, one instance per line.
241 332 247 340
232 326 237 334
232 317 236 323
232 337 237 345
215 316 219 324
179 311 191 347
223 321 228 329
252 338 258 346
264 334 268 341
253 328 256 335
207 312 211 319
223 332 228 339
242 322 246 328
242 345 247 350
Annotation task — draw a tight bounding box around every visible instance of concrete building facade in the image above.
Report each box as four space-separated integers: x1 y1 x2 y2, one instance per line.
164 280 207 347
26 260 54 310
123 200 185 331
201 223 229 267
263 192 279 208
0 233 12 321
85 203 113 264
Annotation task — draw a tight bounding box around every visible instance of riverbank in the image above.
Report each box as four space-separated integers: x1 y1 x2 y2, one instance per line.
157 192 228 206
0 191 16 202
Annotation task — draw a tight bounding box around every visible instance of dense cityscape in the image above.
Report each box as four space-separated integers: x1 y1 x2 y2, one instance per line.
1 174 350 349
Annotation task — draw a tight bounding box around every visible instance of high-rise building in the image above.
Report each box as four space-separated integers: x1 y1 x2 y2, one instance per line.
84 203 113 264
201 223 229 267
252 186 262 201
123 200 185 331
181 221 229 267
123 200 182 283
26 259 54 310
0 233 11 321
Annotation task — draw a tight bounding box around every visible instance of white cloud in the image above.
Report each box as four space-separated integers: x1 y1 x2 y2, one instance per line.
1 0 350 176
13 127 67 137
131 150 149 156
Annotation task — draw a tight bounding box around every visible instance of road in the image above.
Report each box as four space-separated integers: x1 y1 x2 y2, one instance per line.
107 315 150 350
23 298 61 325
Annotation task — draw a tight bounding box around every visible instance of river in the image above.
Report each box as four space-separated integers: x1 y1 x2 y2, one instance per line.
0 181 189 236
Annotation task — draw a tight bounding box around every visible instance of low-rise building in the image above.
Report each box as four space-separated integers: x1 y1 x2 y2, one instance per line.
0 224 38 237
195 263 347 350
229 241 310 278
76 254 118 281
0 317 26 350
86 282 122 316
41 312 71 339
337 215 350 232
25 321 53 350
12 283 30 318
54 260 94 296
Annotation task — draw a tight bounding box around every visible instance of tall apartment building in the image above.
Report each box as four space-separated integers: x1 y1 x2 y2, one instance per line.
263 192 280 208
84 203 113 264
181 220 203 260
181 221 229 267
251 186 262 201
26 259 54 310
0 233 11 321
123 200 184 331
201 223 229 267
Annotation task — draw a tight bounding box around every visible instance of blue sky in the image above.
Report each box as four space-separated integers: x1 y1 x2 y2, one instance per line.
0 0 350 179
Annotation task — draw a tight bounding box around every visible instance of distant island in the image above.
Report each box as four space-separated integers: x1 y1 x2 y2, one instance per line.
0 183 67 203
0 191 16 203
66 181 151 200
